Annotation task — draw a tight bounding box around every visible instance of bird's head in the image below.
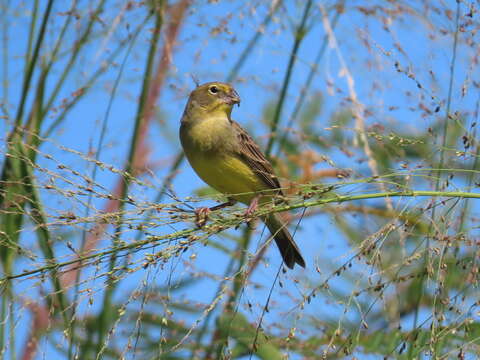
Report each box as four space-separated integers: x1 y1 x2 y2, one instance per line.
184 82 240 119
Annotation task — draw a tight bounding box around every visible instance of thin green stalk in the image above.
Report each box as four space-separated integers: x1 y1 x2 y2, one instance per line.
0 189 478 284
0 2 12 352
0 282 13 360
17 142 69 324
25 0 39 76
1 1 10 118
0 137 32 353
68 21 150 359
42 0 78 77
41 0 106 122
276 3 343 156
265 0 313 156
436 1 461 181
0 286 5 357
457 100 479 233
68 15 151 360
226 231 256 308
190 248 237 358
248 263 282 360
24 61 45 159
95 3 165 357
410 3 461 357
122 6 163 181
14 0 54 127
7 284 14 360
206 226 252 360
135 152 185 244
28 0 80 146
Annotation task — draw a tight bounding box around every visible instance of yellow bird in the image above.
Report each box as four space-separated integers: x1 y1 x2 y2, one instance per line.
179 82 305 269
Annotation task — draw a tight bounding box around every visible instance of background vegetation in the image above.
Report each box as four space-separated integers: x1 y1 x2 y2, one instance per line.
1 0 479 359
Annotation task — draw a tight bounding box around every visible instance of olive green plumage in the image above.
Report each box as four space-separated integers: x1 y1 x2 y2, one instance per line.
180 82 305 269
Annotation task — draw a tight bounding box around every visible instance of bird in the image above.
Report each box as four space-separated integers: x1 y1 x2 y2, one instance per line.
179 81 305 269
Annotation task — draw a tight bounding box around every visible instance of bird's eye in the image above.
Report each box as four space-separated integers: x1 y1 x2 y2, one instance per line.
209 86 218 94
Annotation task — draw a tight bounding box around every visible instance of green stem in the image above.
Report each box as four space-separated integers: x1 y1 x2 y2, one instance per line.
8 284 14 360
410 3 461 358
1 189 478 283
457 98 480 234
208 226 252 359
276 3 343 156
41 0 106 121
95 3 164 357
69 14 150 360
1 1 10 118
24 0 39 76
14 0 54 127
436 1 460 182
0 280 8 359
265 0 313 156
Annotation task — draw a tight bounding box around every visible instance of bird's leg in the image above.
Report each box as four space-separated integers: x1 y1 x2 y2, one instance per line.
195 198 237 228
245 195 261 217
194 207 210 228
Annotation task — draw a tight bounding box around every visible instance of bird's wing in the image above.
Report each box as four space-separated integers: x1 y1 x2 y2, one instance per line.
231 120 283 193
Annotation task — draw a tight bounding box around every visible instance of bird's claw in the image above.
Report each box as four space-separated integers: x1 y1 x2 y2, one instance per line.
194 199 236 228
336 168 352 179
245 196 260 218
195 207 211 228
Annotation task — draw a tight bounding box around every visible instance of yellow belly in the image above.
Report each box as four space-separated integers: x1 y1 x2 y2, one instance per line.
186 150 266 204
180 114 274 204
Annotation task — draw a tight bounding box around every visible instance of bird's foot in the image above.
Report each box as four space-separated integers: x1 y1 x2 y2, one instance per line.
336 168 352 179
244 196 260 218
194 207 211 228
195 199 237 227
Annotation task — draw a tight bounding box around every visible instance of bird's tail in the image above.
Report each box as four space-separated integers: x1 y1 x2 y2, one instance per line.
264 213 305 269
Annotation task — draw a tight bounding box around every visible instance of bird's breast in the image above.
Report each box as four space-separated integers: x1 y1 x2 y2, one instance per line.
180 116 266 204
180 115 235 153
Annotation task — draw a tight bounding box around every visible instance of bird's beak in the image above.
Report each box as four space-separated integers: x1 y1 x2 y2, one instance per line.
224 89 241 107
